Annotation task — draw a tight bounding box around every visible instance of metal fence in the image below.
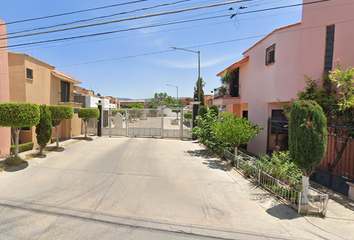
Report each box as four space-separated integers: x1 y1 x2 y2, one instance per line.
86 108 193 139
223 149 329 216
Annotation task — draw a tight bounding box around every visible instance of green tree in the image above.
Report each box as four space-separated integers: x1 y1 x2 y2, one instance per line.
192 110 225 153
78 108 100 138
209 105 219 116
49 105 73 148
35 105 52 155
194 77 205 106
289 100 327 205
213 112 262 160
327 62 354 171
0 102 40 157
148 102 158 109
198 106 208 117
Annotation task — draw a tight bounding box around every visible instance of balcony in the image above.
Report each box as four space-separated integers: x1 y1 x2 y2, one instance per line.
213 86 241 105
58 92 75 103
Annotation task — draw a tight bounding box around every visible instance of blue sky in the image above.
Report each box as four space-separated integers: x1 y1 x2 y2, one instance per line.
0 0 303 99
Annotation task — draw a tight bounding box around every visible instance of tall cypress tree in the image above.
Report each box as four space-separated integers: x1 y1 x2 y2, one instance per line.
36 104 52 155
289 100 327 205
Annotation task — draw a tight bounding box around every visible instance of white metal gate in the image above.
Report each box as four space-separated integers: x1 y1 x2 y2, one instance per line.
99 108 192 139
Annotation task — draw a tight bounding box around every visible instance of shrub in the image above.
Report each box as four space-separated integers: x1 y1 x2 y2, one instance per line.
209 105 219 116
0 102 40 157
51 137 56 144
289 100 327 204
10 142 34 154
257 151 302 187
199 106 208 117
213 112 262 158
192 110 227 154
49 105 73 147
148 103 158 109
5 155 24 166
36 105 52 155
78 108 100 138
184 113 192 119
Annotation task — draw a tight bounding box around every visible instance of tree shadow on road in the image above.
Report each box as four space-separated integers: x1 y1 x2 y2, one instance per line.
203 159 233 172
266 203 301 220
186 149 212 159
4 161 29 172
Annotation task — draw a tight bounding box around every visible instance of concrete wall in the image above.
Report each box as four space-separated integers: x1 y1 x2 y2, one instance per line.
0 19 11 156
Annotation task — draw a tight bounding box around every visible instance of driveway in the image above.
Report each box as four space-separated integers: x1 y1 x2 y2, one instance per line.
0 137 352 239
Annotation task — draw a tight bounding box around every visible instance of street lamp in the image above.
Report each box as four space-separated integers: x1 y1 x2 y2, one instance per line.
166 84 178 104
170 47 201 102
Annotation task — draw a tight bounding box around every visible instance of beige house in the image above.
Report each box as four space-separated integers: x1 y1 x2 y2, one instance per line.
8 52 82 146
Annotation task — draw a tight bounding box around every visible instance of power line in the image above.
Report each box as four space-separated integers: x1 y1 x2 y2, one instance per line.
1 0 247 40
0 0 330 49
0 0 149 26
4 0 193 36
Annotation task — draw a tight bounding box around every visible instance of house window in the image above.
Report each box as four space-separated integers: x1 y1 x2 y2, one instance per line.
26 68 33 80
324 25 335 72
61 81 70 102
271 109 288 134
21 126 31 131
266 44 275 65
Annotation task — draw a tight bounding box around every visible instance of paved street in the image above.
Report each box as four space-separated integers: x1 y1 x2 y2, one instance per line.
0 137 353 239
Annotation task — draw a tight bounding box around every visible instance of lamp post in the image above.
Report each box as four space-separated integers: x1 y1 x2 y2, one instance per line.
167 83 179 119
166 84 178 104
170 47 201 102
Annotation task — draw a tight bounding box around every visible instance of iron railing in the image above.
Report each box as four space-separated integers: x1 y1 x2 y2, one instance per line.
223 149 329 216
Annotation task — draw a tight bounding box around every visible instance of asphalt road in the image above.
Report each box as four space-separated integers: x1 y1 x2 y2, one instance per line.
0 137 352 240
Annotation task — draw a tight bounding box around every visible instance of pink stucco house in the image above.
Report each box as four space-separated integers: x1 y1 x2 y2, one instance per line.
215 0 354 155
0 19 11 157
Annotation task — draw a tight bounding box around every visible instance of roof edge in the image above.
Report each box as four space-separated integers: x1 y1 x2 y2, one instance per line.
242 22 301 55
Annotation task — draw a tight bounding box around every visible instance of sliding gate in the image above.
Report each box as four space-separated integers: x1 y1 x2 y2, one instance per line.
100 108 192 139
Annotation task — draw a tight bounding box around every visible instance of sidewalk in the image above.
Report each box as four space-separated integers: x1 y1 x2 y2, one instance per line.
0 135 98 163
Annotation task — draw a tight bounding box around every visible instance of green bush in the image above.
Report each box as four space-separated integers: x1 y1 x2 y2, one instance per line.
257 151 302 187
192 110 227 154
0 102 40 128
10 142 34 154
51 137 56 144
199 106 208 117
209 105 219 116
78 108 100 119
184 113 192 119
5 155 24 166
49 105 73 147
36 105 52 154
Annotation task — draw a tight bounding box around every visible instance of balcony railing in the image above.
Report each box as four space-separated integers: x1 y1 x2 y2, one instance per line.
58 92 75 103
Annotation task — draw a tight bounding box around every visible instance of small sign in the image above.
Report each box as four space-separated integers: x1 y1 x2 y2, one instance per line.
108 114 113 116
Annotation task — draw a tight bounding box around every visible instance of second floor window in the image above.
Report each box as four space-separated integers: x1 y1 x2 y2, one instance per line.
266 44 275 65
61 81 70 102
26 68 33 80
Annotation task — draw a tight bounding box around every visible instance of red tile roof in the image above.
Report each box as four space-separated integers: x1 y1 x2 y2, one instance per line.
52 69 82 84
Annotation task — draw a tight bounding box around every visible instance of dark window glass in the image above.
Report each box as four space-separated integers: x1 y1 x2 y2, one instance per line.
271 110 288 134
266 44 275 65
26 68 33 80
324 25 335 71
61 81 70 102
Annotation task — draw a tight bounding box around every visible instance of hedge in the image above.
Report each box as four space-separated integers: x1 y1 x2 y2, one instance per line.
49 105 73 120
184 113 192 119
10 142 34 154
0 102 40 128
78 108 100 119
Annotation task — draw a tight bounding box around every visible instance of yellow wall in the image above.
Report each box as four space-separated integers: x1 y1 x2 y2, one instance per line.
8 53 82 146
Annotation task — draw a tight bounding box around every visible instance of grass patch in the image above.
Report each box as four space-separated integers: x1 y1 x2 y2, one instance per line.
5 156 24 166
25 151 49 160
